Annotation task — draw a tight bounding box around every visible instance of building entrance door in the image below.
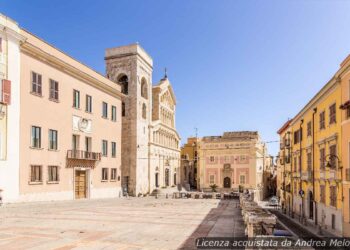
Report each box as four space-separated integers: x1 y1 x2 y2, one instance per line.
75 170 87 199
223 177 231 188
165 169 169 186
155 173 159 188
309 191 314 219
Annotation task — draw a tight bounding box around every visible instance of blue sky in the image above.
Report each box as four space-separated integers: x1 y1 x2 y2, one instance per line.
2 0 350 156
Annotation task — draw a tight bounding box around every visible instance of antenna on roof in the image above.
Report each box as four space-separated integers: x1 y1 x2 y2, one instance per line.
164 67 168 79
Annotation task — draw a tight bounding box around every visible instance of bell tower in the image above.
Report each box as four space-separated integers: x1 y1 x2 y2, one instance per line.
105 44 153 196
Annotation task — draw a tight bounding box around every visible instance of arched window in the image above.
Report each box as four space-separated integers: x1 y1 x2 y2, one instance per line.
118 74 128 95
141 78 148 99
142 103 147 119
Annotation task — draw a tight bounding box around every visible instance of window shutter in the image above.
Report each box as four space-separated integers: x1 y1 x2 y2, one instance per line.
2 79 11 105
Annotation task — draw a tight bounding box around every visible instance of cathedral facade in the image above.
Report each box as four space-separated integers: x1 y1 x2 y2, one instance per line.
105 44 181 196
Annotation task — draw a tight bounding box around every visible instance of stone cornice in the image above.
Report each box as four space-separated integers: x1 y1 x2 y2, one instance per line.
150 122 180 139
291 78 338 125
149 142 181 152
105 53 153 70
0 24 26 42
21 42 123 100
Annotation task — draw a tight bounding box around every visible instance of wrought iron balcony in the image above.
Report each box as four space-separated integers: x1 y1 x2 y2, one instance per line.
67 150 101 161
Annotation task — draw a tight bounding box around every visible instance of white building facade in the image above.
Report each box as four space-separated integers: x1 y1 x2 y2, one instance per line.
0 15 24 203
105 44 181 196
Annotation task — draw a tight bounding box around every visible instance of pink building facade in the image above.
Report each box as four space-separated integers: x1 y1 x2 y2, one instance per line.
198 131 267 192
0 15 124 203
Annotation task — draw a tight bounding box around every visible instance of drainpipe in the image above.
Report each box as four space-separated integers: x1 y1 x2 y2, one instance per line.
300 119 304 223
313 108 317 225
291 130 294 218
283 136 286 214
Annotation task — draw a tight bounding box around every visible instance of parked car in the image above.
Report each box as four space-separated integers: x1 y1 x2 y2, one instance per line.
268 196 279 206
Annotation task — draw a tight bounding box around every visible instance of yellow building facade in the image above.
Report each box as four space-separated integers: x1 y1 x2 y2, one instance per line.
180 137 199 189
277 119 293 216
338 55 350 236
278 59 348 236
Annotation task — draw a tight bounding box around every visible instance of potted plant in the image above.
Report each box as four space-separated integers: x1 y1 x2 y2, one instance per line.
210 184 218 192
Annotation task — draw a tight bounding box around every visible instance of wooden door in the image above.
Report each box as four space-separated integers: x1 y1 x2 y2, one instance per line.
75 170 87 199
223 177 231 188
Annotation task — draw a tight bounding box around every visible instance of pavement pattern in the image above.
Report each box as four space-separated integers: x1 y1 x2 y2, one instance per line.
0 197 244 250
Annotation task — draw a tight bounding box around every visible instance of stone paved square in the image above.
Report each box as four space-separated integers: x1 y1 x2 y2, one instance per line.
0 198 244 250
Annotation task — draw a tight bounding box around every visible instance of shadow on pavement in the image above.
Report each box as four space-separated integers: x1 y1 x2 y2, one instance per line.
178 199 246 250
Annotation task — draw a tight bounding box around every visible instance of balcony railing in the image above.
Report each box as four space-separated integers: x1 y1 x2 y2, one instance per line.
328 169 341 180
301 170 313 181
67 150 101 161
319 171 325 179
292 172 300 178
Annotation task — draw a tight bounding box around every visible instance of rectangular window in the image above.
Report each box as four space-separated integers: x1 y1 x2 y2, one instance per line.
48 129 58 150
294 156 297 172
329 144 337 168
102 102 108 118
102 168 108 181
307 121 312 136
319 111 325 129
320 185 325 203
347 106 350 119
31 72 42 95
30 165 42 182
111 141 116 158
240 175 246 184
48 166 59 182
31 126 41 148
224 156 229 163
209 175 215 184
240 155 247 162
320 148 326 170
85 137 91 152
210 156 215 162
73 89 80 109
330 186 337 207
111 105 117 121
294 182 297 195
102 140 108 156
307 152 312 171
111 168 117 180
293 129 302 144
329 103 336 124
85 95 92 113
72 134 80 150
49 79 59 101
